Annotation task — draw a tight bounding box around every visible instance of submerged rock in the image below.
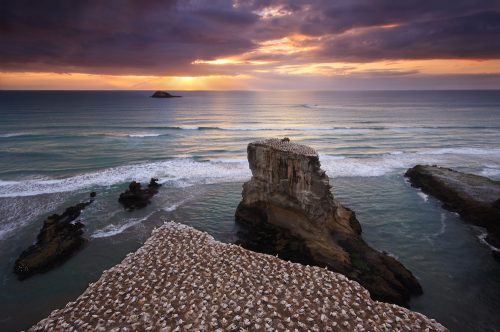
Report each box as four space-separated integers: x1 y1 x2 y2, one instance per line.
151 90 181 98
14 193 95 280
406 165 500 255
118 178 161 210
235 138 422 306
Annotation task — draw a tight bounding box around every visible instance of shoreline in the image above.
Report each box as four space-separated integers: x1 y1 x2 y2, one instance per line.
30 221 447 331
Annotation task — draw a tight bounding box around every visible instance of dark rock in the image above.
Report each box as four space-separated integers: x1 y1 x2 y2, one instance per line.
405 165 500 250
235 138 422 306
118 178 161 210
151 91 181 98
14 196 94 280
90 191 96 198
149 177 160 188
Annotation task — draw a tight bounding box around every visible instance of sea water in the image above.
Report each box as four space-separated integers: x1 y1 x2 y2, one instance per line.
0 90 499 331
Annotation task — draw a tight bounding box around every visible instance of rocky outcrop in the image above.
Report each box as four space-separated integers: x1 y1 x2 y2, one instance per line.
406 165 500 255
235 138 422 306
151 91 181 98
118 178 161 210
14 193 95 280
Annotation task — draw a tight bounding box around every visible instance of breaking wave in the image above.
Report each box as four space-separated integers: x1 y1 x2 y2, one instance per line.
0 159 250 198
1 146 499 198
0 132 34 138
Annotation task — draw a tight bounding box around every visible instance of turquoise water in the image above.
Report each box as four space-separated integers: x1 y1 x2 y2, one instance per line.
1 90 500 331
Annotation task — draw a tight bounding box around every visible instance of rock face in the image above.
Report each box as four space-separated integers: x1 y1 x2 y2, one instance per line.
118 178 161 210
14 193 95 280
406 165 500 254
151 91 181 98
235 138 422 306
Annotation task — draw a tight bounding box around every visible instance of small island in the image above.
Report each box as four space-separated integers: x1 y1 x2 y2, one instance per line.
151 90 181 98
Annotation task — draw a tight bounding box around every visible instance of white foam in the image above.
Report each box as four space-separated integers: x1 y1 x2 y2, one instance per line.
419 147 500 156
0 194 66 240
320 155 346 161
91 214 152 239
2 147 500 197
91 196 190 238
0 159 250 198
479 166 500 179
127 133 162 138
478 232 500 252
0 132 32 138
321 149 500 178
417 191 429 202
163 197 190 212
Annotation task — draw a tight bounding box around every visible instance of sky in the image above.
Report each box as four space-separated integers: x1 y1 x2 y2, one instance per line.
1 0 500 90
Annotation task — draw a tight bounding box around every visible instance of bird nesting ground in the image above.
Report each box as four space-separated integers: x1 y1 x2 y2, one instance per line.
30 222 447 332
254 138 317 156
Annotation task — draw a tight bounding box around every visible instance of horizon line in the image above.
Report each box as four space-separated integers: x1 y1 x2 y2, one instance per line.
2 88 500 92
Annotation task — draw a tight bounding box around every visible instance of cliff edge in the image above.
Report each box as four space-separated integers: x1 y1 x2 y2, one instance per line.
235 138 422 306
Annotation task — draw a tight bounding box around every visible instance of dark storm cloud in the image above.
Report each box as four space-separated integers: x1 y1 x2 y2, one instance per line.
1 0 499 75
318 10 500 61
0 0 257 75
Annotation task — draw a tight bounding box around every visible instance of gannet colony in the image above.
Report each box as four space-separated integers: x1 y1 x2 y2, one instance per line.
30 222 447 331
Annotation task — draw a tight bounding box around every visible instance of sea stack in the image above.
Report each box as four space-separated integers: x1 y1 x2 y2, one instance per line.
235 138 423 306
406 165 500 258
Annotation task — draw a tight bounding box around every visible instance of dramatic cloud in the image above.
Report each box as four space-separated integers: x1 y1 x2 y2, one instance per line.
0 0 258 75
1 0 500 88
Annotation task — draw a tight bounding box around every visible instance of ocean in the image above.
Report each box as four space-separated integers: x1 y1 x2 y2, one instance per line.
0 90 499 331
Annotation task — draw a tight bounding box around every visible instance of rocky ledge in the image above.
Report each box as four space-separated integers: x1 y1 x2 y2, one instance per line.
406 165 500 258
119 178 161 210
151 90 181 98
235 138 422 306
14 192 95 280
30 222 446 331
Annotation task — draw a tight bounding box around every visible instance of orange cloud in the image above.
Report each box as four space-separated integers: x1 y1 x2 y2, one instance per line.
0 72 253 90
2 58 500 90
272 59 500 76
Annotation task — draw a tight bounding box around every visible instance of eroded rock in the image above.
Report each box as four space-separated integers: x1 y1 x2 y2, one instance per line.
14 193 95 280
118 178 161 210
406 165 500 255
235 138 422 306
